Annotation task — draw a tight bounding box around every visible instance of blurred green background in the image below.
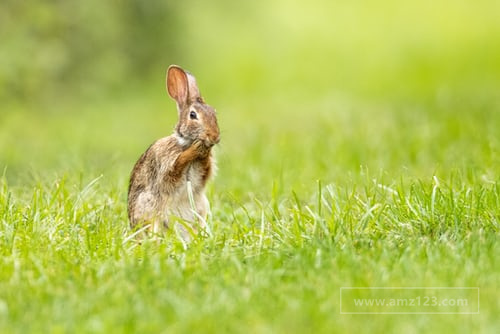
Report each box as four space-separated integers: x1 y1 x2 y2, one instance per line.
2 0 500 101
1 0 499 188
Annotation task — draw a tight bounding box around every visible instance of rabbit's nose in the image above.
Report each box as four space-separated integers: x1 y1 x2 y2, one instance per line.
208 133 220 145
208 128 220 144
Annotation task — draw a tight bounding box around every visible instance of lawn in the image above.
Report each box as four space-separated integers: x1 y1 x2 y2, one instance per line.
1 1 499 333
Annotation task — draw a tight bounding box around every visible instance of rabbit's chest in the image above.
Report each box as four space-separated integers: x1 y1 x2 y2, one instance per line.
165 160 209 221
185 161 206 191
168 160 206 201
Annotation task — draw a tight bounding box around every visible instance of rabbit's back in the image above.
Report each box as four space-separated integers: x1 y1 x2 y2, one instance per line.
128 136 180 226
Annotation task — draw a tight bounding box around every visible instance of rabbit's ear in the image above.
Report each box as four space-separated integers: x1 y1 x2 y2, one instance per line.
167 65 189 106
185 72 201 101
167 65 202 107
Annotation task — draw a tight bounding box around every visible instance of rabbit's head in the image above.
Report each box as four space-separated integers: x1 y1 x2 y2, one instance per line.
167 65 220 148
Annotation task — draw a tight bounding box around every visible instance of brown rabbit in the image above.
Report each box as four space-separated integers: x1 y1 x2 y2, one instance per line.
127 65 220 236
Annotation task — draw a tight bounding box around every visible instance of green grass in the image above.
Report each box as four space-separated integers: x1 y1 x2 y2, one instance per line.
0 90 498 333
1 0 500 332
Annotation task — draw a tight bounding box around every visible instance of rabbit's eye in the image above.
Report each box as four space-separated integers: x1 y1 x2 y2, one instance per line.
189 111 198 120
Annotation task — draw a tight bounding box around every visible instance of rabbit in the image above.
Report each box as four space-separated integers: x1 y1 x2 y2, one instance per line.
127 65 220 237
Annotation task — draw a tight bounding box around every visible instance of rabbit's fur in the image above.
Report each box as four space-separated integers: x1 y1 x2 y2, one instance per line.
127 65 220 235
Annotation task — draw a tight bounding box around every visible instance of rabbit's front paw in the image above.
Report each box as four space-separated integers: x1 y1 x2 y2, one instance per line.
192 140 210 158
